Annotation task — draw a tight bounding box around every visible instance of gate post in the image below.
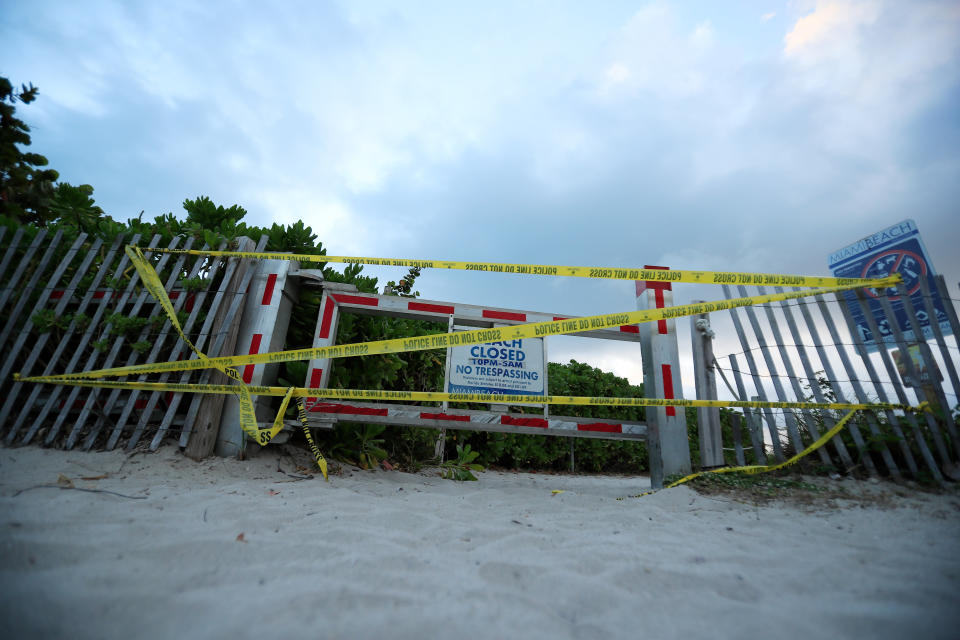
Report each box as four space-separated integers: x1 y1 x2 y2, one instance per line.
302 281 359 414
215 258 297 457
690 301 724 468
637 267 692 476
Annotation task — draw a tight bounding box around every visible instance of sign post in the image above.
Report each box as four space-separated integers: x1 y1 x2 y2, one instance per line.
829 219 952 350
636 266 692 477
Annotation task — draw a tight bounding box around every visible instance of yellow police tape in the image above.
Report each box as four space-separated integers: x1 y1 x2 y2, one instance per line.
127 245 325 473
297 397 328 481
620 409 858 499
124 245 267 451
14 246 915 457
20 281 896 382
13 377 926 414
146 246 901 289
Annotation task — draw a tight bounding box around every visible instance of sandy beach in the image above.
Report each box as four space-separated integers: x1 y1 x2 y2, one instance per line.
1 443 958 640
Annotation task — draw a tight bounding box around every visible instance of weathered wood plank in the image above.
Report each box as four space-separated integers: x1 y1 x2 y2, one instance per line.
1 230 64 442
810 295 892 475
836 293 919 476
802 294 899 477
0 228 45 312
895 282 959 461
722 285 785 461
102 237 195 450
20 235 126 445
0 229 61 357
0 227 22 288
873 291 950 467
78 236 183 450
690 303 723 467
730 413 745 467
853 290 943 483
734 285 808 458
174 238 254 449
0 233 87 385
35 235 132 445
933 276 960 345
62 235 161 449
728 354 767 464
875 288 950 466
123 241 210 449
771 286 855 469
791 293 878 476
184 236 265 459
919 277 960 411
751 286 834 467
1 234 95 440
147 244 231 450
819 293 901 478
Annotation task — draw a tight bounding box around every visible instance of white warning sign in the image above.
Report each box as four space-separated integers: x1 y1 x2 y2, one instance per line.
448 339 545 396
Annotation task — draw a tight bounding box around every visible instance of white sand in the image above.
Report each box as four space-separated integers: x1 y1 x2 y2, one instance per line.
1 443 958 640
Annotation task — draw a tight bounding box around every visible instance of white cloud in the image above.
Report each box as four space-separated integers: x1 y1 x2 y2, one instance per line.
780 0 960 168
603 62 631 86
784 1 879 62
762 12 777 22
3 0 958 309
596 4 720 101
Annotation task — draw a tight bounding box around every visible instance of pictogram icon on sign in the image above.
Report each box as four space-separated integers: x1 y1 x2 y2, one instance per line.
862 249 928 300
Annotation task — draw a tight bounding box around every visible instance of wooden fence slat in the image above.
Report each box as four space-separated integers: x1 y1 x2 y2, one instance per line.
873 292 951 468
1 234 95 440
730 413 745 466
123 240 208 450
20 235 126 445
772 286 855 469
107 236 197 448
853 290 944 483
733 286 808 458
815 294 902 478
99 237 194 450
690 302 723 467
148 244 241 449
0 228 43 311
147 244 230 450
1 230 65 441
749 397 767 465
183 236 266 459
919 277 960 408
933 276 960 345
33 235 131 445
62 235 162 449
895 282 959 461
0 229 61 353
169 239 252 449
0 227 22 286
806 294 901 477
835 294 920 476
790 292 878 475
0 233 87 385
722 285 785 461
810 295 896 476
729 354 767 464
752 286 833 467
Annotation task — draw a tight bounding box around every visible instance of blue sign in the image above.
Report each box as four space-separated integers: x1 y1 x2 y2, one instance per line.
829 219 951 351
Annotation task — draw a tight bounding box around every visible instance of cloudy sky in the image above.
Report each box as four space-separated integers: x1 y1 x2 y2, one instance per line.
3 0 959 397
